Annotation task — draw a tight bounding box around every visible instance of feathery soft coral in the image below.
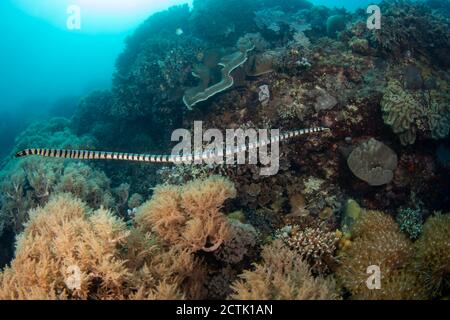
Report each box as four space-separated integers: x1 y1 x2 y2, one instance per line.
230 240 340 300
0 193 130 299
135 175 236 253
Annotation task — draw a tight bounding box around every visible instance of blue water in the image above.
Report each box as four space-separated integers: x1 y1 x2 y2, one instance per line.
0 0 381 156
0 0 193 155
0 0 379 111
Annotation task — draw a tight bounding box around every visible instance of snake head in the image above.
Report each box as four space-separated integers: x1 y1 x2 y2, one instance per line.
15 150 28 158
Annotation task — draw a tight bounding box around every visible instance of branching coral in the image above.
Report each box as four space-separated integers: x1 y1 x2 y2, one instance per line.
336 211 427 300
413 213 450 298
183 35 255 109
230 240 340 300
396 207 423 240
135 175 236 253
276 224 338 274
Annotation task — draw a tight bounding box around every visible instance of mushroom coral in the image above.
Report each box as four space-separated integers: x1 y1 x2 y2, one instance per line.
347 138 398 186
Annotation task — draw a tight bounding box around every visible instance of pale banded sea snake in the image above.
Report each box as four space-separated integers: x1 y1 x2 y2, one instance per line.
15 127 330 164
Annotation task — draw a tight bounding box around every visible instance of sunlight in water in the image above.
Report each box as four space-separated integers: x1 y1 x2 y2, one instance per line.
13 0 193 33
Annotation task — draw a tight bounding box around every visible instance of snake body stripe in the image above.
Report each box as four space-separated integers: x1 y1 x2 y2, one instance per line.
15 127 330 163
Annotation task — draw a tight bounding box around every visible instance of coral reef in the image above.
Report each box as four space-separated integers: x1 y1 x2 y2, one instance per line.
190 0 259 43
254 6 312 35
0 158 115 236
230 240 340 300
367 0 450 67
12 117 96 154
0 194 131 299
1 0 449 301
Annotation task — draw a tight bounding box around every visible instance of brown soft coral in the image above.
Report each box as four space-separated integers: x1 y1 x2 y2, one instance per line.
0 194 206 300
127 244 207 300
336 211 427 300
135 175 236 253
0 194 130 299
413 213 450 298
230 240 340 300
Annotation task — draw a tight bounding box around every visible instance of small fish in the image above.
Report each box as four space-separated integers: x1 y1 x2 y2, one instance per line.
175 28 183 36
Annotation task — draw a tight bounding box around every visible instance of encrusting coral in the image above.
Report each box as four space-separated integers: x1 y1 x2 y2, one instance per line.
135 175 236 253
230 240 340 300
